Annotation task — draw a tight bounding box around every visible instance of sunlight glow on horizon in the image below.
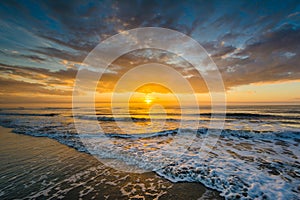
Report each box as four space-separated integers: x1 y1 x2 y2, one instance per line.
144 96 153 104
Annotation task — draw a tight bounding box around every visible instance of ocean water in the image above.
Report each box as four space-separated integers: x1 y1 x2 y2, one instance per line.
0 105 299 199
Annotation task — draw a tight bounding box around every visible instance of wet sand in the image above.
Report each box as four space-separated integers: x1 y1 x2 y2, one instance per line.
0 126 222 199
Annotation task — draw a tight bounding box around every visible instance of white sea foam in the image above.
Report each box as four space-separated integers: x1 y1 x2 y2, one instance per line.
0 106 299 199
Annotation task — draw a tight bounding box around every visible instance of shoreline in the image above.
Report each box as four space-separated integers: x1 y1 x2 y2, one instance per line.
0 126 222 199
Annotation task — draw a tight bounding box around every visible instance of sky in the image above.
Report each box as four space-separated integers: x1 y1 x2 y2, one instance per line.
0 0 299 106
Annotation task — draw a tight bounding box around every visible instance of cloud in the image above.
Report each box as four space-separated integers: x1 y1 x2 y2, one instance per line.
0 62 79 98
0 0 299 102
30 47 87 63
0 77 71 96
0 50 47 63
211 23 300 88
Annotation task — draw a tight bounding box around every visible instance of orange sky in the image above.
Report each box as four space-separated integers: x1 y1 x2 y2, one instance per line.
1 50 299 107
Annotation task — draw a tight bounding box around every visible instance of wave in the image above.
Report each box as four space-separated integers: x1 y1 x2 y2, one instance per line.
106 129 179 139
0 120 299 199
0 109 300 199
198 112 300 120
75 115 180 122
104 127 300 140
0 113 59 117
98 112 300 120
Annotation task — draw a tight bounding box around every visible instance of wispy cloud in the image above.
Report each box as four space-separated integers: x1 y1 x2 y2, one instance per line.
0 0 299 103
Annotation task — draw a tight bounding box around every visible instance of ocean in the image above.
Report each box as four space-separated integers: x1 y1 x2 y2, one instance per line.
0 104 299 199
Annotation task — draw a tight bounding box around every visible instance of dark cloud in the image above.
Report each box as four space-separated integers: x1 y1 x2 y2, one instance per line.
0 77 71 96
30 47 86 63
217 24 300 87
0 63 77 86
0 0 299 101
0 50 47 63
21 55 47 62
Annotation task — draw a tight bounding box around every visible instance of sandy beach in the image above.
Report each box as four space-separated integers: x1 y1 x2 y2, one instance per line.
0 126 222 199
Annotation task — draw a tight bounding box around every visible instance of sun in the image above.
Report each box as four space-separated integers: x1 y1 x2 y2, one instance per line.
144 97 152 104
144 95 152 104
